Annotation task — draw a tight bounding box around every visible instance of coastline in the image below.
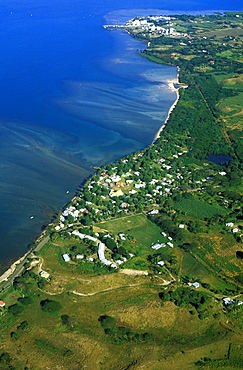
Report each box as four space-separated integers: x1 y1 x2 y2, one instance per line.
0 32 180 289
153 67 180 143
0 251 29 283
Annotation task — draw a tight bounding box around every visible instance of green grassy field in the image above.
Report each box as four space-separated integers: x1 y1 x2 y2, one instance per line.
174 198 228 219
96 213 151 233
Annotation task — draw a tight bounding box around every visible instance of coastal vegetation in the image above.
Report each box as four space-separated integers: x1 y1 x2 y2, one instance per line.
0 12 243 370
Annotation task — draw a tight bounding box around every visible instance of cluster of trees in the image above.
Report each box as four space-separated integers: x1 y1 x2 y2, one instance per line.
98 315 152 344
8 296 33 316
159 287 209 318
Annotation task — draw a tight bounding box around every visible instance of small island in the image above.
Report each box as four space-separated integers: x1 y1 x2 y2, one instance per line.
0 12 243 370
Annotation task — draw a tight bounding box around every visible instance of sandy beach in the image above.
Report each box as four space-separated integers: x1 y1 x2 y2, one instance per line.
153 68 180 142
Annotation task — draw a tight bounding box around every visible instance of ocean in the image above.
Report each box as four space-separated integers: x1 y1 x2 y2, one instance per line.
0 0 241 274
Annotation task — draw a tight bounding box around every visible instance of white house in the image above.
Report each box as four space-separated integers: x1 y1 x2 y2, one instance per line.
76 254 84 259
223 297 234 306
151 243 165 250
62 254 71 262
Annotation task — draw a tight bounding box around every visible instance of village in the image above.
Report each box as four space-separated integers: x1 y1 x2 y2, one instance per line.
46 134 242 311
104 15 192 38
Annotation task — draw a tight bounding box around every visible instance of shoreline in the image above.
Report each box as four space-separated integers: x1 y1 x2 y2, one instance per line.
0 251 29 284
0 73 180 286
153 67 180 143
0 33 181 290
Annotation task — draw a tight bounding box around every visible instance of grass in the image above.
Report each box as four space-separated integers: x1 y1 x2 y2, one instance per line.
203 28 243 39
96 213 151 234
219 92 243 111
181 252 211 280
181 252 237 292
0 246 240 370
174 198 228 219
128 224 167 247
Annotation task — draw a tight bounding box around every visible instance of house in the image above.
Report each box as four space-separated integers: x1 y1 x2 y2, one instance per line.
0 301 5 308
62 254 71 262
157 261 165 266
118 233 126 240
76 254 84 259
72 230 85 239
98 242 114 266
115 259 124 265
129 189 137 194
151 243 165 250
225 222 234 227
148 209 159 215
188 282 200 288
86 257 94 262
85 235 97 242
120 203 129 208
109 189 124 197
178 224 185 228
167 242 174 248
131 19 141 27
40 271 50 279
223 297 234 306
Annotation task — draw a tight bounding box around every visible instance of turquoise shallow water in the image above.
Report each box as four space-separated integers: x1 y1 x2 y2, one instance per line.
0 0 241 273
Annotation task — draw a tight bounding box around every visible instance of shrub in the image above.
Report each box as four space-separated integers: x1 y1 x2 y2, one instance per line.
10 332 18 340
17 321 29 330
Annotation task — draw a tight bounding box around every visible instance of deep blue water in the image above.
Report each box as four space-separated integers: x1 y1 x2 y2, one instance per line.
208 154 233 166
0 0 242 274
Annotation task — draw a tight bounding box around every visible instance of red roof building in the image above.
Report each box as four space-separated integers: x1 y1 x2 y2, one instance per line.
0 301 6 307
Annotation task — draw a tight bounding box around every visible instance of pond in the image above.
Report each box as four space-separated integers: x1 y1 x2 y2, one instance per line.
207 154 233 166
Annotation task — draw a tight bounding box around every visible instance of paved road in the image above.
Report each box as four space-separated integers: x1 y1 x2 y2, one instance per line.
0 235 50 291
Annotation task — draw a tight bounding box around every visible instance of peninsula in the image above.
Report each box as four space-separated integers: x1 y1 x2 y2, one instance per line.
0 12 243 370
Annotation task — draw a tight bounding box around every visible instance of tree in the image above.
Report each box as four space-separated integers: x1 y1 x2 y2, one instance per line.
188 220 203 233
61 314 77 328
8 304 24 316
40 299 61 313
105 238 117 251
18 297 32 306
0 352 11 364
98 315 116 330
13 276 27 292
236 251 243 259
